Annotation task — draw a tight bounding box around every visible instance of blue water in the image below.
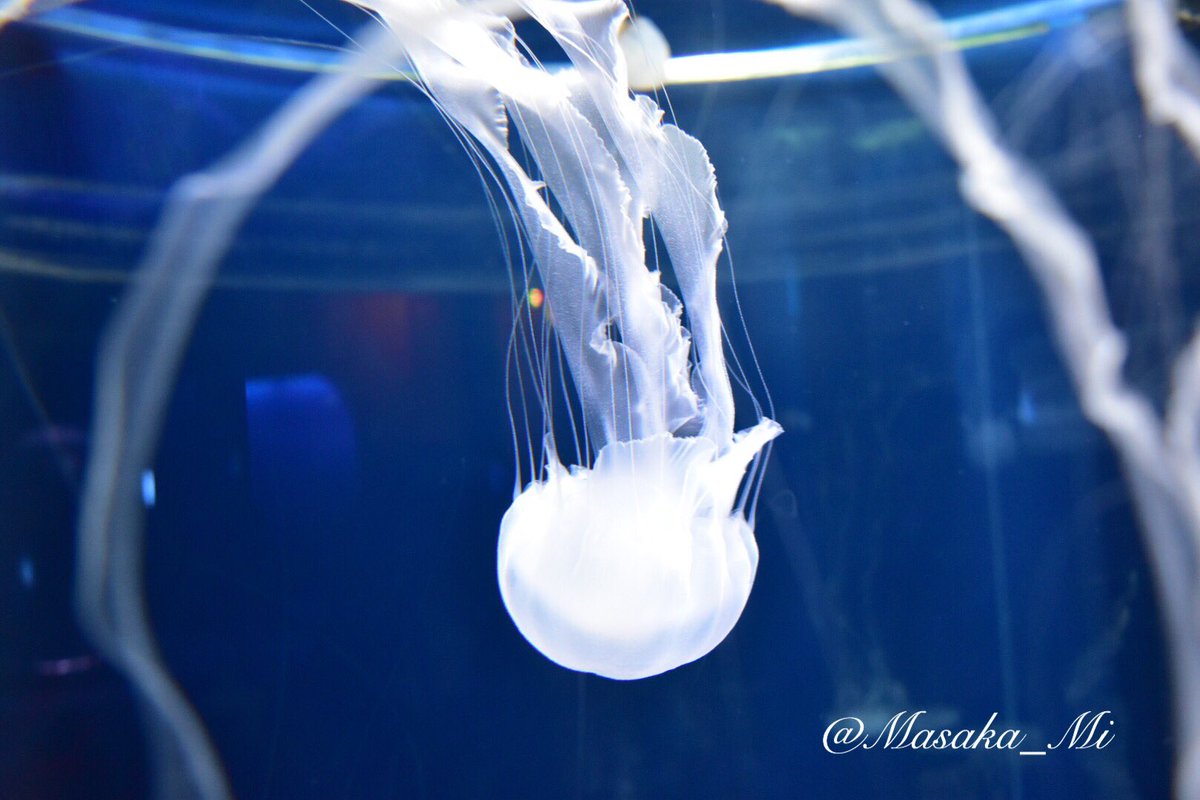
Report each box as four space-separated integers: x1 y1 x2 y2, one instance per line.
1 1 1193 797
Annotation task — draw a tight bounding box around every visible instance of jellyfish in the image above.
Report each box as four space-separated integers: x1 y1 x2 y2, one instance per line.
350 0 781 679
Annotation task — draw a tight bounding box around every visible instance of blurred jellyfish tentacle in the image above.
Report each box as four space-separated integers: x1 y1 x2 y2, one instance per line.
770 0 1200 792
360 0 781 679
1126 0 1200 585
75 24 405 800
1127 0 1200 160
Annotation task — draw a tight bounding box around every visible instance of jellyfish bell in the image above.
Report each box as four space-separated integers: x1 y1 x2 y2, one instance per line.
500 421 781 679
358 0 781 679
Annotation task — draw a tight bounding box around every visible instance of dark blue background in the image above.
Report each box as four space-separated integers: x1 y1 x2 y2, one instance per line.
1 2 1191 797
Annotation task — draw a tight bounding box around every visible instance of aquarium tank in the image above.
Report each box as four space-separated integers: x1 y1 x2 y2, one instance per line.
2 0 1199 798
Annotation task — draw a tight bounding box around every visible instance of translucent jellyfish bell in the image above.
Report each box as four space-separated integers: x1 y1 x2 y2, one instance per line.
500 422 781 679
359 0 781 679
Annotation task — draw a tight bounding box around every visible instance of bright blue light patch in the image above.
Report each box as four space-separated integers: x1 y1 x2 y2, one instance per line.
18 555 35 589
1017 388 1038 425
141 469 156 508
